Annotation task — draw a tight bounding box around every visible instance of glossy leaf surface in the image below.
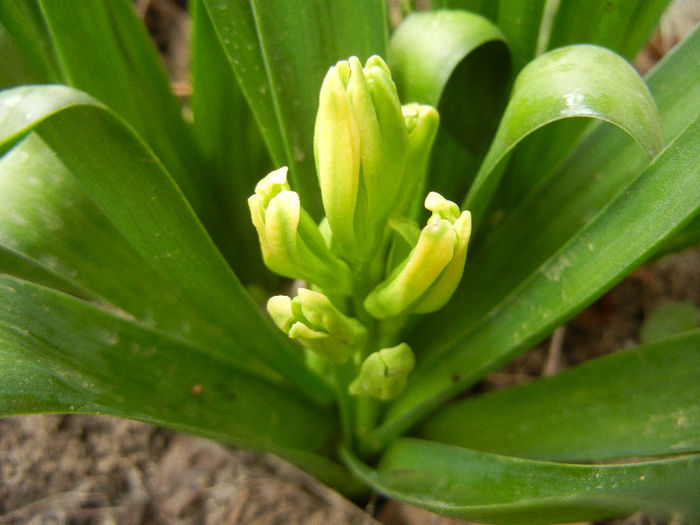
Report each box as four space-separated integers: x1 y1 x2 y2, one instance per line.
37 0 204 209
388 10 506 107
463 44 663 227
422 20 700 361
497 0 674 211
0 85 331 403
0 132 246 356
388 10 509 155
344 439 700 524
0 0 698 513
418 330 700 460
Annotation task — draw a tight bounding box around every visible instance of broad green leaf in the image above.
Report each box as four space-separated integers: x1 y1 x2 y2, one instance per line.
388 10 506 109
498 0 673 209
0 83 95 152
640 304 699 344
0 275 360 494
426 21 700 354
37 0 204 210
364 112 700 454
0 134 224 343
365 11 700 453
430 0 670 73
463 44 664 228
430 0 498 21
388 10 509 155
496 0 548 73
0 0 60 87
190 0 272 285
418 330 700 461
0 243 93 300
203 0 387 217
380 25 700 402
547 0 672 62
654 212 700 259
343 439 700 524
199 0 286 178
0 85 332 404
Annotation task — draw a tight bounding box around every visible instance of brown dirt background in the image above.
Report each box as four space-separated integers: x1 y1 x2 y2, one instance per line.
1 1 699 523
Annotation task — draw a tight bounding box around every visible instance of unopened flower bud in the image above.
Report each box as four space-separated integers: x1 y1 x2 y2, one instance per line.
267 289 367 363
364 192 471 318
249 167 352 294
396 103 440 217
314 55 412 261
348 343 415 401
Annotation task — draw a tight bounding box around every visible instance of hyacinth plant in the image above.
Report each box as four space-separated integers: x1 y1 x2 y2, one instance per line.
1 1 699 523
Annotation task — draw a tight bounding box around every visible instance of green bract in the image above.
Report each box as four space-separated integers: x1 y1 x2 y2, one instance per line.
1 1 699 522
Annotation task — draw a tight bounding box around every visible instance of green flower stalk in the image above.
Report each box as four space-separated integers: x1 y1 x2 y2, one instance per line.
267 288 367 363
248 167 352 294
348 343 415 401
364 192 472 318
314 55 411 262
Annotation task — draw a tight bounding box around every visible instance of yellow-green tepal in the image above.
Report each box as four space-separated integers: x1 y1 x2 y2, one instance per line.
314 55 413 262
248 167 352 294
267 288 367 363
364 192 472 318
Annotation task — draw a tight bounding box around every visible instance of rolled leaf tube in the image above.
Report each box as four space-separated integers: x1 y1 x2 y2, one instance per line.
364 192 472 318
248 167 352 294
267 288 367 363
349 343 415 401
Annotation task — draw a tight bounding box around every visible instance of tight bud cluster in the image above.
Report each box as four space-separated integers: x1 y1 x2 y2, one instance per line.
249 55 471 401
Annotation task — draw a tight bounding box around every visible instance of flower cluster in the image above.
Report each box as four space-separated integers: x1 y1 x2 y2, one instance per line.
249 55 471 401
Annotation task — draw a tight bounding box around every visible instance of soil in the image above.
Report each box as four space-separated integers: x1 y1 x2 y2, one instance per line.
1 1 698 524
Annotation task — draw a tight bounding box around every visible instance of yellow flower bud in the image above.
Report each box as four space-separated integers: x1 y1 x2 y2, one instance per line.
348 343 415 401
267 289 367 363
314 55 414 262
248 167 352 294
364 192 471 318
